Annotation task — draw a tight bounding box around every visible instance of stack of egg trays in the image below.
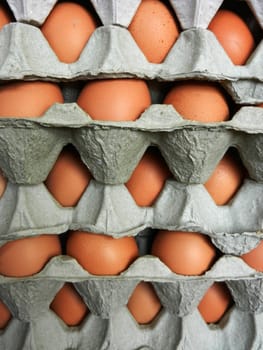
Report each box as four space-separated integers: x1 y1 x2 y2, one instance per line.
0 0 263 349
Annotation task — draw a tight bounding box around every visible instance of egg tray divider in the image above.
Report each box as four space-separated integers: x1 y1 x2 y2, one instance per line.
0 104 263 185
0 178 262 252
0 21 262 104
1 307 261 350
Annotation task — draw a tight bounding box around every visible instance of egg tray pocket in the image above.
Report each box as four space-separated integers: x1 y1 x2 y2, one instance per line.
0 178 263 253
0 104 263 185
0 21 262 104
1 306 262 350
0 255 263 322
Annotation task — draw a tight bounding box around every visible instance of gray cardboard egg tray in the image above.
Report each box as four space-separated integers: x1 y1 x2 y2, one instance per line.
1 105 263 186
0 177 263 250
1 255 263 350
1 308 262 350
0 0 262 104
0 0 263 349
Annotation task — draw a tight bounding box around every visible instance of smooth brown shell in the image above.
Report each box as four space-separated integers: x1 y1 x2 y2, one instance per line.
0 235 61 277
77 79 151 121
41 2 98 63
50 283 88 326
67 231 139 275
151 230 217 275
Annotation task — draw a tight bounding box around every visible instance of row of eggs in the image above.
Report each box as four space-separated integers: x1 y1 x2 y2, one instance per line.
0 0 260 65
0 79 261 122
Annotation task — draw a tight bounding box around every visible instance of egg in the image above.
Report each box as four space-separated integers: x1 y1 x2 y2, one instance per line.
127 281 162 324
204 150 245 205
151 230 217 275
41 2 98 63
208 9 255 65
198 282 233 324
0 3 13 30
241 240 263 271
77 79 151 121
44 145 92 207
125 147 172 206
50 283 88 326
128 0 180 63
0 81 64 118
163 81 230 122
66 231 139 275
0 299 11 329
0 170 7 198
0 234 61 277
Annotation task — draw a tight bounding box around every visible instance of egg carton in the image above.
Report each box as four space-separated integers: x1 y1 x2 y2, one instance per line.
0 104 263 185
0 0 261 103
2 306 261 350
0 254 262 319
0 178 263 253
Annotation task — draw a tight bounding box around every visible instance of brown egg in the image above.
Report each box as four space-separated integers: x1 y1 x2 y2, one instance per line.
151 230 217 275
0 170 7 198
0 234 61 277
127 281 162 324
241 240 263 271
208 10 255 65
41 2 98 63
0 299 11 329
198 282 233 323
44 145 92 207
50 283 88 326
0 3 13 30
128 0 180 63
204 151 245 205
125 147 172 206
0 81 64 118
163 81 230 122
66 231 139 275
77 79 151 121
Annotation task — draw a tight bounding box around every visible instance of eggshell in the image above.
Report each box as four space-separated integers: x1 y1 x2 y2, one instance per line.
128 0 180 63
208 9 255 65
50 283 88 326
151 230 217 275
77 79 151 121
204 151 245 205
198 282 233 324
125 147 172 206
0 170 7 198
44 145 92 207
66 231 139 275
0 234 61 277
127 281 162 324
0 299 11 329
41 2 98 63
0 3 13 30
0 81 64 118
241 240 263 272
163 81 230 122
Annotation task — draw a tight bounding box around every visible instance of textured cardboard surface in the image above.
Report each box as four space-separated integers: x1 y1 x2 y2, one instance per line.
0 105 263 185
